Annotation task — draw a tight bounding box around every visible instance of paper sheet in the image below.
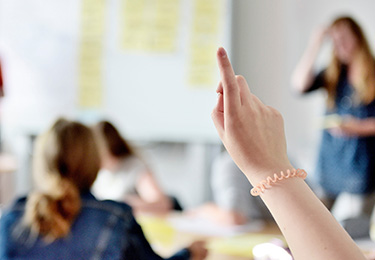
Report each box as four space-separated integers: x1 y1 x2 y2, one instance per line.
169 215 265 237
121 0 180 52
315 113 343 129
187 0 222 88
78 0 106 108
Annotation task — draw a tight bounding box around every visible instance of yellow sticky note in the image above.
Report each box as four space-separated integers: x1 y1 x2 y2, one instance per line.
120 0 180 52
78 0 106 109
137 215 176 246
187 0 222 88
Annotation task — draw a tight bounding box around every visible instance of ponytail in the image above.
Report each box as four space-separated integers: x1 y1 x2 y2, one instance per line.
23 118 99 242
23 178 81 242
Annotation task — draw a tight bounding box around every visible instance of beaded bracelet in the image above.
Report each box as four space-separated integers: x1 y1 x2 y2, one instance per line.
250 169 307 196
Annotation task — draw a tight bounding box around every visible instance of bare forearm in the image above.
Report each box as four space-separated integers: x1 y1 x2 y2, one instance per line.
291 33 325 93
250 173 365 260
356 118 375 136
338 117 375 137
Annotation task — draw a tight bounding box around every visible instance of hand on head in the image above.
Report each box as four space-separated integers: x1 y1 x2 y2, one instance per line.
311 25 331 44
211 47 293 185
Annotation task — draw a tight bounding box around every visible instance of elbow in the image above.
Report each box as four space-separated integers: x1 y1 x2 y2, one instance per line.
290 75 304 94
291 72 315 95
290 80 307 96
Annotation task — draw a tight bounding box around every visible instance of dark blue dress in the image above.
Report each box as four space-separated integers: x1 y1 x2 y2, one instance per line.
307 66 375 196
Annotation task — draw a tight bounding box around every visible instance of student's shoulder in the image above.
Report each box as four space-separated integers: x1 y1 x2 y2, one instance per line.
3 197 27 213
82 195 134 220
0 197 27 226
99 198 132 212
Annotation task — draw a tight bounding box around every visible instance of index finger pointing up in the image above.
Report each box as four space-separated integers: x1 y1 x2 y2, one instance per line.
217 47 241 110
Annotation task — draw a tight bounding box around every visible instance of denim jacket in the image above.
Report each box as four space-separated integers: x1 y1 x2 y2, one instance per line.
0 193 190 260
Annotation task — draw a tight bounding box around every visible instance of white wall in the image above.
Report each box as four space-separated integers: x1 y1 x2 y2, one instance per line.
2 0 375 207
231 0 375 177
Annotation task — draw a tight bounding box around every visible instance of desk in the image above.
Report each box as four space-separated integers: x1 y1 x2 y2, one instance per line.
137 213 375 260
136 213 283 260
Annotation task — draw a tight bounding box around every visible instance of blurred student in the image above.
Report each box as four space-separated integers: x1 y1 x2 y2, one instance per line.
91 121 176 214
291 16 375 216
189 151 270 226
0 118 207 260
213 46 366 259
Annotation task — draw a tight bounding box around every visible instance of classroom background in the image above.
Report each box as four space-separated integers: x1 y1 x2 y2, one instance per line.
1 0 375 210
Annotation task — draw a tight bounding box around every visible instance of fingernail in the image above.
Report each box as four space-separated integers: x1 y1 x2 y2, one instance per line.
218 47 227 58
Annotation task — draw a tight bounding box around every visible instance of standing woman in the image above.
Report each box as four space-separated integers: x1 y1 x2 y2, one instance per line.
292 16 375 215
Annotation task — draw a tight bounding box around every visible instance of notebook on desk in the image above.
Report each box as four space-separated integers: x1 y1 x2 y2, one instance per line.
168 215 265 237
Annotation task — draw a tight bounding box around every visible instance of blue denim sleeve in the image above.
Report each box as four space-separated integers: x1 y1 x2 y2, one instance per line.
0 209 16 259
123 214 190 260
0 213 7 259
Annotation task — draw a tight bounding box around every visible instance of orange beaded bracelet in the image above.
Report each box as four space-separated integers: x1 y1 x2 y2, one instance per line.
250 169 307 196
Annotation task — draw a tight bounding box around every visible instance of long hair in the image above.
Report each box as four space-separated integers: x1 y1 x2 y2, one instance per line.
93 121 135 158
23 118 100 242
325 16 375 108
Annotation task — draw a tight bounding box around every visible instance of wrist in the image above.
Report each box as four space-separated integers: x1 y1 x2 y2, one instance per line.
250 168 307 196
243 162 295 187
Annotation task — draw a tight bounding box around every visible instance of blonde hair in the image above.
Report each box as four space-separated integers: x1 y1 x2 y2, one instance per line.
23 118 100 242
325 16 375 108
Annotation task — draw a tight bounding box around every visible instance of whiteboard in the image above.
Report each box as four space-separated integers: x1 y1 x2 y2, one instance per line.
0 0 232 143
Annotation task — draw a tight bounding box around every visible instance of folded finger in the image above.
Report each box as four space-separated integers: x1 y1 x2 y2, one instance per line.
216 81 223 94
235 75 252 105
212 93 224 132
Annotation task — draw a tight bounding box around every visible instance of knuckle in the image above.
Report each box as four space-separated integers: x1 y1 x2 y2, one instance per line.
252 95 264 106
235 75 246 82
225 81 237 91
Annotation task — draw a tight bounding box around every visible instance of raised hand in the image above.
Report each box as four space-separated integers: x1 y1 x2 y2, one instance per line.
211 47 293 185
